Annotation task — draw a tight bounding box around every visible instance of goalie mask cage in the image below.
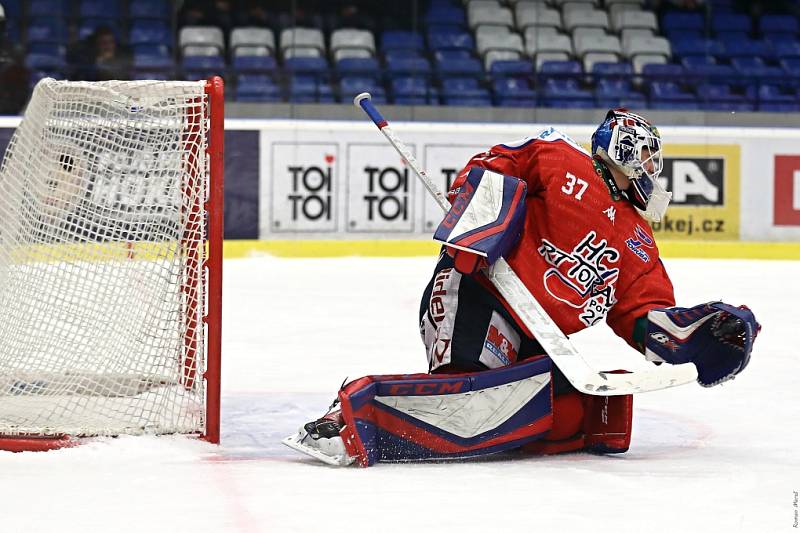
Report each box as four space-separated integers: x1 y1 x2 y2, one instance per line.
0 77 224 451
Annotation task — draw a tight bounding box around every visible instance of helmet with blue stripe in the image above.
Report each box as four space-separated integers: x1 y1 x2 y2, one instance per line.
591 109 671 222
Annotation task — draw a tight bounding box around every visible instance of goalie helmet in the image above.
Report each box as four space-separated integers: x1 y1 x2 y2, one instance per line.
591 109 671 222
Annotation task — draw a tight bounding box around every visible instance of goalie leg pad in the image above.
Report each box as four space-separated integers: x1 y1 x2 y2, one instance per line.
522 392 633 455
337 357 553 467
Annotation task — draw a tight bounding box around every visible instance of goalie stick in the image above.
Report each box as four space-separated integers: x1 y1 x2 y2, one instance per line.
353 93 698 395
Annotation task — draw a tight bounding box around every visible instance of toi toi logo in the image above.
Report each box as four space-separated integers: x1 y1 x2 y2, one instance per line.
362 166 409 221
287 157 334 221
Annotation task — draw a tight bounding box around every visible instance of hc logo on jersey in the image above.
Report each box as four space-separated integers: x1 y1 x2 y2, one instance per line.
538 232 620 327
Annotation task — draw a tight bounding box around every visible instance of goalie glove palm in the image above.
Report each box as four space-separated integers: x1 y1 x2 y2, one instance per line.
434 167 527 274
644 302 761 387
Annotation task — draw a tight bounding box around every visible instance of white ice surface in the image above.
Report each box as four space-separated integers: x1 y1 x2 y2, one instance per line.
2 255 798 533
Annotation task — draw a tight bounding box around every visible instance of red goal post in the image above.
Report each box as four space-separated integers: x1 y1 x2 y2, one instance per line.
0 77 224 451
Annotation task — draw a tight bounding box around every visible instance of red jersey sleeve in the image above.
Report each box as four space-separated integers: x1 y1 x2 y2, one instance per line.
606 258 676 349
447 139 546 202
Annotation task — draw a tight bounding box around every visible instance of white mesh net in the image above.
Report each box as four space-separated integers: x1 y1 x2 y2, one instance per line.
0 79 211 438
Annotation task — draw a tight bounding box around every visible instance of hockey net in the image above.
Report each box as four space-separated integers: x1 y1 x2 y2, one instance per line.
0 78 223 450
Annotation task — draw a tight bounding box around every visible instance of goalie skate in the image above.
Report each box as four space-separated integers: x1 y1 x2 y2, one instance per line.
282 413 355 467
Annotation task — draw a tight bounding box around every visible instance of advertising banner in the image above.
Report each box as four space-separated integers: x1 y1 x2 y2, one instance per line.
2 116 800 244
650 144 740 241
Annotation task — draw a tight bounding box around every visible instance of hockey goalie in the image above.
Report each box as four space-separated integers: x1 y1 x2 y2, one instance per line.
284 109 761 467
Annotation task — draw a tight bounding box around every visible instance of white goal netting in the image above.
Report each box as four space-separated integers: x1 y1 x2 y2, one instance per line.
0 79 213 438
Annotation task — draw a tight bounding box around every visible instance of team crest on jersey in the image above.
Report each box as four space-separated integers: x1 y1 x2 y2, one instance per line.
625 225 654 263
538 232 620 327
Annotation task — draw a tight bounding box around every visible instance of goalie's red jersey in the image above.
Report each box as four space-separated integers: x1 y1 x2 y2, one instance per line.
450 128 676 348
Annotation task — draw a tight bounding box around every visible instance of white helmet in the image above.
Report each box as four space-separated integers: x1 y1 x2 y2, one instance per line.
591 109 671 222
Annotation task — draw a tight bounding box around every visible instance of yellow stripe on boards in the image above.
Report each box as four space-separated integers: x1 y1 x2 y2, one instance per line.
223 240 800 260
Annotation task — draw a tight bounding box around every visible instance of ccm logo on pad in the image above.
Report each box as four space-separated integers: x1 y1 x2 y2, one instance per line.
385 382 466 396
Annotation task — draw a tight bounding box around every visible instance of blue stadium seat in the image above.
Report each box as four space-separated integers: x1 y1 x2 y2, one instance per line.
731 57 783 84
26 18 67 44
538 60 583 86
435 56 483 77
130 20 172 47
27 0 65 17
758 84 796 101
129 1 171 21
774 41 800 60
591 62 633 81
648 81 696 103
441 77 490 106
541 77 593 108
28 42 65 57
661 12 705 34
717 38 773 61
489 60 533 78
235 74 281 102
670 38 725 60
80 0 120 18
711 13 751 37
289 76 318 103
181 55 226 79
284 57 330 79
695 82 746 103
386 57 432 79
664 29 704 42
428 30 475 53
759 15 798 37
780 58 800 82
232 55 277 73
25 53 66 71
641 63 685 79
381 31 425 55
336 57 381 76
132 44 173 72
492 77 536 107
595 78 639 99
288 76 336 103
424 5 467 30
340 79 386 103
687 63 736 84
384 49 425 61
392 77 437 105
318 83 336 103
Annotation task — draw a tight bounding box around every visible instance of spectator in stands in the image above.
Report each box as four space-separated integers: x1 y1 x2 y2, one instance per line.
68 26 131 81
235 0 275 29
335 3 376 33
735 0 797 17
652 0 706 13
180 0 236 36
0 2 30 114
